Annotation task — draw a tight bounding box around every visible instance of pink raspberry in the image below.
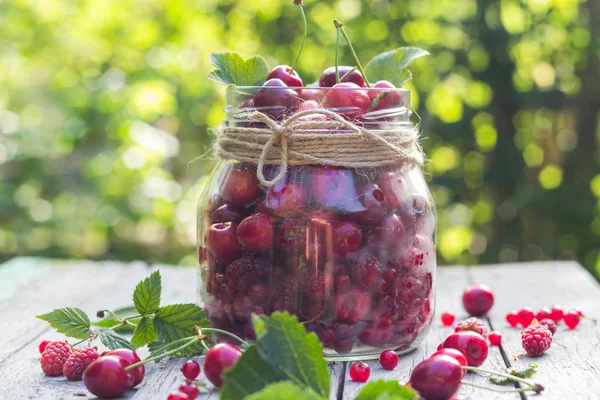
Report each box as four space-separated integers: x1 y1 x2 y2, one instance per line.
521 320 552 356
225 256 267 290
63 347 99 380
40 341 72 376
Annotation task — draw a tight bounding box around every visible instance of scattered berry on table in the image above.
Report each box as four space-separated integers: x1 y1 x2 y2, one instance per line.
83 355 134 398
517 307 535 327
506 311 519 327
409 355 462 400
535 308 552 321
442 331 488 367
549 305 564 322
179 382 200 399
462 284 494 316
167 391 190 400
454 317 488 338
433 348 468 377
40 341 72 377
181 360 201 380
103 348 145 387
521 320 552 356
349 361 370 383
379 350 399 371
63 347 99 381
38 340 51 354
539 319 557 335
564 310 581 329
488 331 502 346
203 343 242 388
441 312 455 326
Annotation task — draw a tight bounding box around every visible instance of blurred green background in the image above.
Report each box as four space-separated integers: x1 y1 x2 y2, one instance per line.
1 0 599 276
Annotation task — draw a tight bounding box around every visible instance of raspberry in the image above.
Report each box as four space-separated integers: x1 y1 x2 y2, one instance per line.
454 317 488 339
521 320 552 356
303 274 326 301
539 318 557 335
348 251 382 288
63 347 99 381
225 256 267 290
40 341 72 376
269 276 299 314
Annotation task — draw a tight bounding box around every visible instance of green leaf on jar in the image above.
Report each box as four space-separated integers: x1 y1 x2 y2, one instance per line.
207 52 269 86
365 47 429 87
355 380 418 400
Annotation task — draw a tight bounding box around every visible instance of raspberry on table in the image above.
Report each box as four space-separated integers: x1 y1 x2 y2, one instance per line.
63 347 99 381
40 341 72 377
539 318 557 335
521 320 552 356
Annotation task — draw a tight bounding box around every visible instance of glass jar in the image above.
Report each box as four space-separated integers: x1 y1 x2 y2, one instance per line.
198 85 436 360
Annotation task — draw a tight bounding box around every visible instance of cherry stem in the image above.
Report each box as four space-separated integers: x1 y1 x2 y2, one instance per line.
148 336 198 357
335 24 341 84
201 328 250 347
461 366 538 390
336 20 371 87
461 381 532 393
290 2 307 74
339 66 357 82
125 337 199 371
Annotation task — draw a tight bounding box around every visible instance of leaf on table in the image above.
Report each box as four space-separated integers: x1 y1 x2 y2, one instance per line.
355 380 418 400
152 303 208 355
132 270 162 315
242 381 324 400
98 330 135 350
365 47 429 87
131 316 158 348
207 53 269 86
36 307 92 340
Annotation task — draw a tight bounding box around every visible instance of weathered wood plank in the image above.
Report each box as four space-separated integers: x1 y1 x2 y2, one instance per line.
470 262 600 400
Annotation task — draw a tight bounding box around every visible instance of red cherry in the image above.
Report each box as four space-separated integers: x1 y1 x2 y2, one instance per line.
299 88 325 103
322 82 370 120
564 310 581 329
181 360 201 380
549 305 564 322
253 79 301 120
377 171 409 209
432 348 468 377
488 331 502 346
83 356 134 398
377 213 406 246
333 288 371 324
348 184 388 226
441 312 455 327
38 340 52 354
506 311 519 327
264 180 307 217
237 213 274 252
210 203 246 224
103 348 145 387
409 355 462 400
517 307 535 327
203 343 242 388
319 66 366 87
266 65 303 87
333 221 363 255
218 163 260 208
442 331 489 367
379 350 399 370
349 361 370 382
205 222 241 263
179 382 200 399
368 80 402 111
462 284 494 316
167 392 189 400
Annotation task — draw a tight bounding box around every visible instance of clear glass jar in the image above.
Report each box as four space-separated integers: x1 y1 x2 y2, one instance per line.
198 85 436 360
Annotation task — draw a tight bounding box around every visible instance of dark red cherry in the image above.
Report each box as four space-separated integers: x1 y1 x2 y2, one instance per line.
218 163 260 209
264 180 307 217
319 66 366 87
83 356 134 398
205 222 241 263
348 184 388 226
368 80 402 111
253 78 301 120
203 343 242 388
267 65 303 87
103 349 145 387
210 203 246 223
409 355 462 400
237 212 274 252
322 82 370 120
333 220 363 255
442 331 489 367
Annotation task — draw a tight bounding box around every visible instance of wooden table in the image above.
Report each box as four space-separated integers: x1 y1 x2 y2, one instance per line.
1 258 599 399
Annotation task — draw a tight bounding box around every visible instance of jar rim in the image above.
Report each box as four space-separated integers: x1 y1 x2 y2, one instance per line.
231 86 411 93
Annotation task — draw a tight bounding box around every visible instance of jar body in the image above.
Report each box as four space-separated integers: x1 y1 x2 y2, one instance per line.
198 161 436 359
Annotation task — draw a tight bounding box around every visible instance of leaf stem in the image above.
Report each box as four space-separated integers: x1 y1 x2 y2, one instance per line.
461 381 531 393
290 2 307 73
337 21 371 87
126 337 199 371
201 328 249 347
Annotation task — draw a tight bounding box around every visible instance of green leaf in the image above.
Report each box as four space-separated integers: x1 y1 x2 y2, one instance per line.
98 330 135 350
355 380 418 400
131 316 158 348
207 53 269 86
243 381 324 400
221 312 330 400
36 307 92 340
365 47 429 87
152 303 208 355
133 270 162 315
91 306 138 332
251 313 268 338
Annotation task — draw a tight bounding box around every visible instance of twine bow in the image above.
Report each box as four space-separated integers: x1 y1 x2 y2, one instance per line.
215 108 423 187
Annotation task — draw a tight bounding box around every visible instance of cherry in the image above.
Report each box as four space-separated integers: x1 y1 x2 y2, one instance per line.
432 348 468 377
167 392 189 400
379 350 399 370
535 307 552 321
205 222 241 263
322 82 370 120
203 343 242 388
409 355 462 400
319 66 366 87
442 331 489 367
310 166 360 212
349 361 370 383
38 340 51 354
549 305 564 322
334 337 354 354
266 65 303 87
488 331 502 346
83 355 134 398
210 203 245 223
564 310 581 329
348 184 388 226
506 311 519 327
441 312 455 327
103 348 145 387
181 360 201 380
517 307 535 327
264 180 307 217
237 212 274 252
377 213 406 245
359 315 394 346
377 171 409 209
333 221 363 255
333 288 371 324
299 89 325 103
368 80 401 111
462 284 494 316
179 382 200 399
253 79 301 120
295 100 328 121
218 163 259 208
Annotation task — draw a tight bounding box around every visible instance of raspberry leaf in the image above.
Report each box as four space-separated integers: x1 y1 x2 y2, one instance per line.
36 307 92 340
207 53 269 86
132 270 162 315
131 316 158 348
365 47 429 87
355 380 418 399
98 329 135 350
242 381 324 400
152 303 208 355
